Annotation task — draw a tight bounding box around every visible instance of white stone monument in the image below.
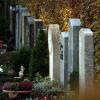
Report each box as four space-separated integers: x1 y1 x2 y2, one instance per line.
79 28 94 96
60 32 68 87
48 24 60 81
68 18 81 81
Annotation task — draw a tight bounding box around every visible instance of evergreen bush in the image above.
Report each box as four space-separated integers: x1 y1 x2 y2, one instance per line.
29 30 49 80
10 47 31 75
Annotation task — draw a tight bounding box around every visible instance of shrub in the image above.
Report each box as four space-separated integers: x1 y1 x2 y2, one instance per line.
32 75 63 95
29 30 49 80
10 47 31 74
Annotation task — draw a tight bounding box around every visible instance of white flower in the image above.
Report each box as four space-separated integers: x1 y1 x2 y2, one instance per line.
0 67 3 72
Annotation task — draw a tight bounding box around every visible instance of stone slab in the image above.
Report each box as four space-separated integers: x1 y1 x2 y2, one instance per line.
60 32 68 87
48 24 60 81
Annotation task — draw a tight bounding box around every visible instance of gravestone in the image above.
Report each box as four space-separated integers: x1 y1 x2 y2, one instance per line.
9 6 13 33
15 5 22 49
25 16 34 48
15 5 20 50
9 6 16 49
15 6 30 49
21 7 30 47
60 32 68 87
18 6 23 49
48 24 60 81
79 28 94 96
34 19 43 45
68 18 81 80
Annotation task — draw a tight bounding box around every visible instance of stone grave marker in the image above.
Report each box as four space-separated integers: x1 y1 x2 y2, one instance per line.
60 32 68 87
34 19 43 45
48 24 60 81
18 6 23 49
15 5 18 49
9 6 13 33
9 6 16 49
25 16 34 48
15 5 22 49
15 6 30 49
79 28 94 96
68 18 82 81
21 7 30 47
